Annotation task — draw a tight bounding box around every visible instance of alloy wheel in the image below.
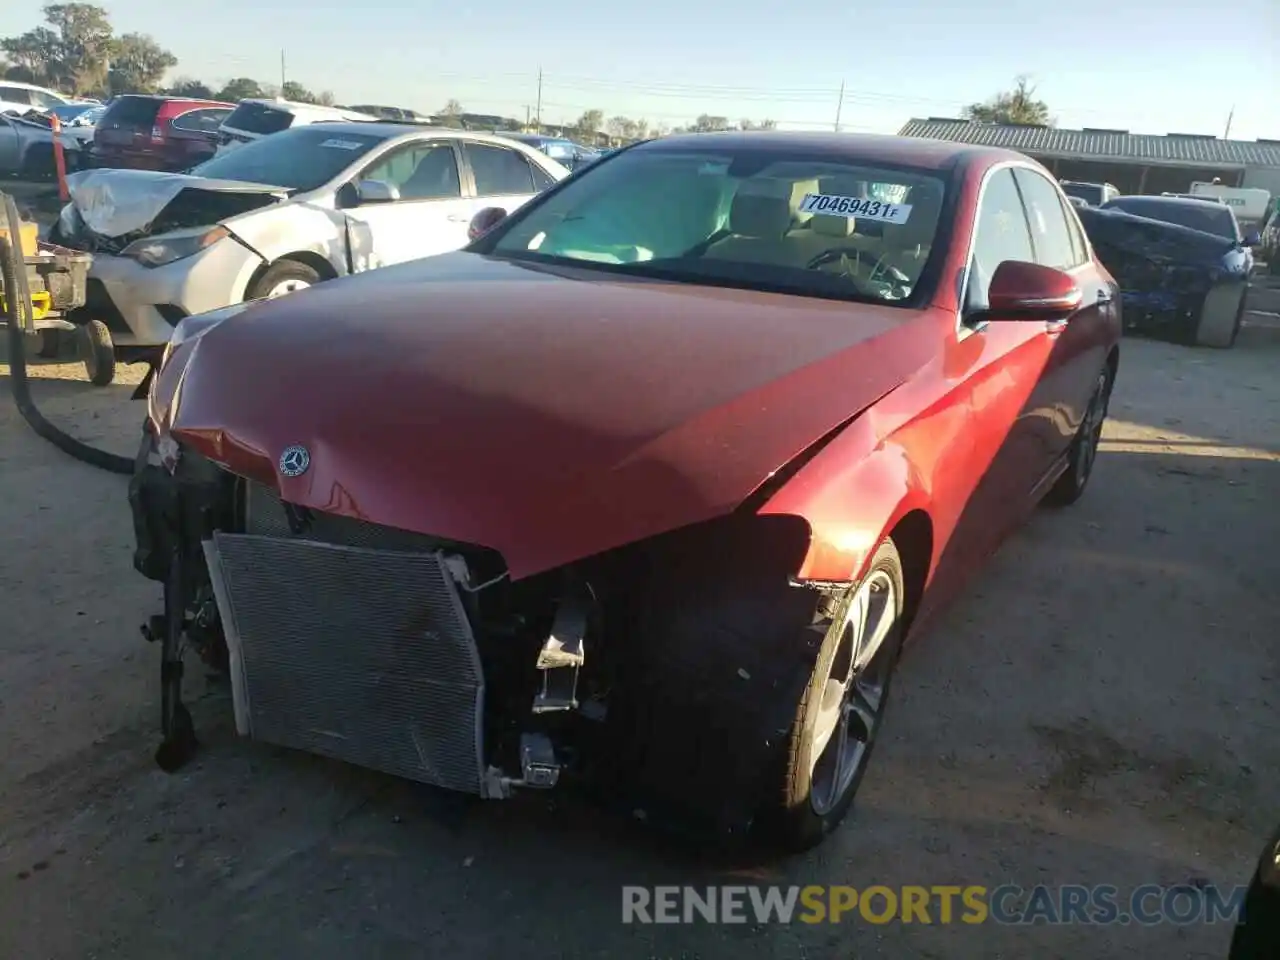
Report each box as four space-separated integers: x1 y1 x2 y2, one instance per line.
808 570 900 816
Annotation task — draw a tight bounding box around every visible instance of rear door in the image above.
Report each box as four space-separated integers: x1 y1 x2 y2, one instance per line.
92 96 162 165
1012 166 1112 476
341 138 474 269
459 141 544 220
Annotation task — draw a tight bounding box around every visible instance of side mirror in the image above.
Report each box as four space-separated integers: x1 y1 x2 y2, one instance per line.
1243 230 1261 247
985 260 1083 317
355 179 400 205
468 206 508 241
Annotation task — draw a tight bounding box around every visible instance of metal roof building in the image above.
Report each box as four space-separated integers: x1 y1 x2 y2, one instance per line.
898 118 1280 197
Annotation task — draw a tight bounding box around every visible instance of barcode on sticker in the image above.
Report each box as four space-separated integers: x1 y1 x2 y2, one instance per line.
799 194 911 224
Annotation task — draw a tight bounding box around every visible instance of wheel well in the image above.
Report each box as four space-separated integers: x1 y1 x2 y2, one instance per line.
889 509 932 627
245 251 339 297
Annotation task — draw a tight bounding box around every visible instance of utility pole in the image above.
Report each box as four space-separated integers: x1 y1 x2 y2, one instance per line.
1224 105 1235 139
535 67 543 133
524 105 530 129
834 80 844 132
280 49 286 92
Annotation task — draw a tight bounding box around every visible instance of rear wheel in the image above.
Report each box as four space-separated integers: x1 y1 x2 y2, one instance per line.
1045 365 1113 507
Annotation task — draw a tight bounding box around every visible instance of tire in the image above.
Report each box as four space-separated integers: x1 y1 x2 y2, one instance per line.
1044 364 1114 507
245 260 322 301
20 144 54 180
78 319 116 387
35 329 62 358
1192 285 1246 348
768 538 906 852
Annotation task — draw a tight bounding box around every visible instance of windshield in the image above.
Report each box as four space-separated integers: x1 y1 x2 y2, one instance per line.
483 146 947 305
1060 182 1104 205
189 127 388 191
1104 196 1240 240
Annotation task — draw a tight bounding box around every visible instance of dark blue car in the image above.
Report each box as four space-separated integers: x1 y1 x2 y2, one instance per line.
1079 195 1257 348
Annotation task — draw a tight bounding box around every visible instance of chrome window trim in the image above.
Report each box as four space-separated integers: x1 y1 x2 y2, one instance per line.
954 159 1096 342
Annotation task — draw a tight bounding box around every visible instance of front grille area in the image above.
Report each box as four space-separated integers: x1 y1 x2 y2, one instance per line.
202 487 488 795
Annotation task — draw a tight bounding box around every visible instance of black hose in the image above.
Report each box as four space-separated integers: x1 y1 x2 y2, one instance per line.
3 192 134 475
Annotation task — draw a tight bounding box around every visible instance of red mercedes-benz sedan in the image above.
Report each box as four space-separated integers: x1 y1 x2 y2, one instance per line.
130 131 1121 853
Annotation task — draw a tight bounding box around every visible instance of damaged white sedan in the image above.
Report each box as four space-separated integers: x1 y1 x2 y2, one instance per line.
50 122 568 354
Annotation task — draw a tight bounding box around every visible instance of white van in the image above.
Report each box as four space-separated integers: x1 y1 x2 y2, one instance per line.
1188 182 1272 227
215 99 379 155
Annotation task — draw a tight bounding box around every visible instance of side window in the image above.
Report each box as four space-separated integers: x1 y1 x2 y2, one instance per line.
530 163 555 191
1058 192 1088 265
0 86 34 106
171 108 231 134
465 143 537 196
1013 168 1079 270
361 142 461 200
31 90 63 109
966 167 1034 314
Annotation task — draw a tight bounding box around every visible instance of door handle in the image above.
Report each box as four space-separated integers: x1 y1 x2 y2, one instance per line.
1096 289 1114 305
1045 318 1069 335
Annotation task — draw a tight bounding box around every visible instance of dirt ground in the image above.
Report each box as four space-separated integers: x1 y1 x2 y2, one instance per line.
1 302 1278 959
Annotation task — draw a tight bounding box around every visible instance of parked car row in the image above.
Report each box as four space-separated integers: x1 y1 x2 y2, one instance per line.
49 121 571 379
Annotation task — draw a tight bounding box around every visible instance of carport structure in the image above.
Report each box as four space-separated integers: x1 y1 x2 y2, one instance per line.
898 118 1280 197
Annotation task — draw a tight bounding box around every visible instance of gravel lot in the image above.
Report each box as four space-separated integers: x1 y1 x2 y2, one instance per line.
0 302 1277 959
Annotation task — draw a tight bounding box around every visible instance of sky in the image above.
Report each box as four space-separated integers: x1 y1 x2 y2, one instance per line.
3 0 1278 140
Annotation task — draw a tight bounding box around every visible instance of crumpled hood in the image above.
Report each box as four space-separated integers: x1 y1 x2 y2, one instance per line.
156 253 938 578
66 168 286 238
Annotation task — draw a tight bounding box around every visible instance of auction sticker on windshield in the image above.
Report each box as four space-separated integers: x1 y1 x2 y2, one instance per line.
799 194 912 224
319 139 366 150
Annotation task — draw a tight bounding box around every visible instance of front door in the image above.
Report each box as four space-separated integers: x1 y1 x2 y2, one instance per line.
1011 166 1112 478
949 167 1059 558
343 139 474 271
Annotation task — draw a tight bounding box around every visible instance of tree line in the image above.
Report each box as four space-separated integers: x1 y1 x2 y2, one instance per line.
3 5 1051 134
0 3 337 104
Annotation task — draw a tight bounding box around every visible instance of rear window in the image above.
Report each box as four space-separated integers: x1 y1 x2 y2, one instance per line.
189 125 388 191
100 96 162 128
1103 197 1240 240
221 102 294 136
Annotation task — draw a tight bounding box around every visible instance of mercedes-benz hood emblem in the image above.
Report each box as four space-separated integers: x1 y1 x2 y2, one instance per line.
279 444 311 478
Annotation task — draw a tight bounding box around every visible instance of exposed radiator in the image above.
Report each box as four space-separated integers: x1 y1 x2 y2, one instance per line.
202 527 488 796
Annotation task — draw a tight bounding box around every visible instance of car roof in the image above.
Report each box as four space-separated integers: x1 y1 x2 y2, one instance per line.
110 93 231 106
239 99 376 118
635 130 1022 171
1109 194 1231 210
0 80 62 92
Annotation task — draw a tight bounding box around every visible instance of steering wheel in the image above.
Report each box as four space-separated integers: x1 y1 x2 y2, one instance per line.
805 249 913 294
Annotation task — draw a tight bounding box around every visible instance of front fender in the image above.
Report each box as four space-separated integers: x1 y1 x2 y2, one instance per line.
757 411 930 584
223 198 349 297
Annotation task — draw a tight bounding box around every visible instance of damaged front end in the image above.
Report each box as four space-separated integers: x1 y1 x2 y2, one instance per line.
51 169 285 255
130 424 815 823
1077 205 1247 343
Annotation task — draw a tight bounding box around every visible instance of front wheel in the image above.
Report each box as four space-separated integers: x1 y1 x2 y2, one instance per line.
78 319 115 387
245 260 321 301
767 538 906 853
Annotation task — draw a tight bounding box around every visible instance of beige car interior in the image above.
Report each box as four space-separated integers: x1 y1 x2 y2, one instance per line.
702 175 942 289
